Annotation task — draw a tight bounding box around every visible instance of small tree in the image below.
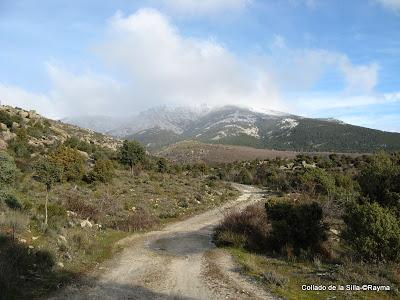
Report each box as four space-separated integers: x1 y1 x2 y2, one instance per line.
157 158 168 173
34 158 62 226
0 151 17 187
118 140 145 174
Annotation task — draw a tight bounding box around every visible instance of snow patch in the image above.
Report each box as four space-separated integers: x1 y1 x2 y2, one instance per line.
211 131 227 140
280 118 298 130
224 124 260 138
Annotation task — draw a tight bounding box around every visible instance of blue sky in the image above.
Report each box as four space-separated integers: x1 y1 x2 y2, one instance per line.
0 0 399 131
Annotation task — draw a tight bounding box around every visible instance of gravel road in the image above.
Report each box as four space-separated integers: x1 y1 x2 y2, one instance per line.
49 184 277 300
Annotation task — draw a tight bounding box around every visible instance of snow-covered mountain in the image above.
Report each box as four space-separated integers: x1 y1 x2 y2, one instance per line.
64 105 400 153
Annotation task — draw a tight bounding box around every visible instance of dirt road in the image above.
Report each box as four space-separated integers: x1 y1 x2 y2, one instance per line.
50 184 276 300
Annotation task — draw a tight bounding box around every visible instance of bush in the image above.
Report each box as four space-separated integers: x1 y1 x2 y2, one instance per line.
298 168 335 196
0 110 14 128
49 146 86 182
265 202 327 255
156 158 168 173
343 201 400 262
236 168 253 185
0 191 22 210
8 135 31 159
64 192 100 221
0 151 18 187
86 159 115 183
357 152 400 211
214 204 269 251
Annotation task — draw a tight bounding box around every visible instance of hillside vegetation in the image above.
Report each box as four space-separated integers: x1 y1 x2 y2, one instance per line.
2 104 400 300
0 105 238 299
213 152 400 299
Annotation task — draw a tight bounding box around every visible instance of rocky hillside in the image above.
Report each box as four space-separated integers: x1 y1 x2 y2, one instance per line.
0 105 121 153
65 105 400 153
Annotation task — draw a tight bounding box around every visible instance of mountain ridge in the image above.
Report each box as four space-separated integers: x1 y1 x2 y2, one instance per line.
63 105 400 153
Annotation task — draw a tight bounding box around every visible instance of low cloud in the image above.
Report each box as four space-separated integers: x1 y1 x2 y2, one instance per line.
376 0 400 12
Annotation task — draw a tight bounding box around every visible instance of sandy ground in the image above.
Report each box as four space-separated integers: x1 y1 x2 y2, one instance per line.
49 184 277 300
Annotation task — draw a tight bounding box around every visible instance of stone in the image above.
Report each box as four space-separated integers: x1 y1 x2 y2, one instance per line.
80 219 93 228
67 210 78 217
58 235 67 244
1 130 16 141
18 111 29 118
12 122 20 130
330 229 340 235
0 139 7 150
57 262 64 268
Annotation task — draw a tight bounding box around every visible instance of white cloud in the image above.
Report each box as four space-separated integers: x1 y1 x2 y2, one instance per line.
158 0 252 16
0 8 383 120
97 8 282 111
46 64 126 117
0 83 57 118
266 41 379 93
376 0 400 12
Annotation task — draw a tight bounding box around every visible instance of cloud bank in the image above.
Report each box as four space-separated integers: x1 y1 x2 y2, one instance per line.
0 8 387 121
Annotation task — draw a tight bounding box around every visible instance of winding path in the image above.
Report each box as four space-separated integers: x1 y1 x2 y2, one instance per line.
49 184 276 300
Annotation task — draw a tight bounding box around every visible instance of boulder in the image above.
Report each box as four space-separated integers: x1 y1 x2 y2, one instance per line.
80 219 93 228
0 139 7 150
1 130 16 141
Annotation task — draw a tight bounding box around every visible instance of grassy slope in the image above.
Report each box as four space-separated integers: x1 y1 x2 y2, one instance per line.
2 170 239 299
229 248 398 300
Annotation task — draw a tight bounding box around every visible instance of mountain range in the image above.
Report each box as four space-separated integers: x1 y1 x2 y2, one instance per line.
64 105 400 153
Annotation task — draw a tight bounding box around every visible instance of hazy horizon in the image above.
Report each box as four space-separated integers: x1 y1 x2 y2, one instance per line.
1 0 399 131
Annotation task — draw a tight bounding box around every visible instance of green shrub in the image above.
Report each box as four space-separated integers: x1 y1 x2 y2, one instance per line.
0 151 18 187
0 110 13 128
49 146 86 182
298 168 335 196
237 168 253 185
357 152 400 211
156 158 168 173
265 202 327 255
86 159 115 183
343 201 400 262
0 191 22 210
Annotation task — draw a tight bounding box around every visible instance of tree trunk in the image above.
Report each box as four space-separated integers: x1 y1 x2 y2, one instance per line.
45 190 49 226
